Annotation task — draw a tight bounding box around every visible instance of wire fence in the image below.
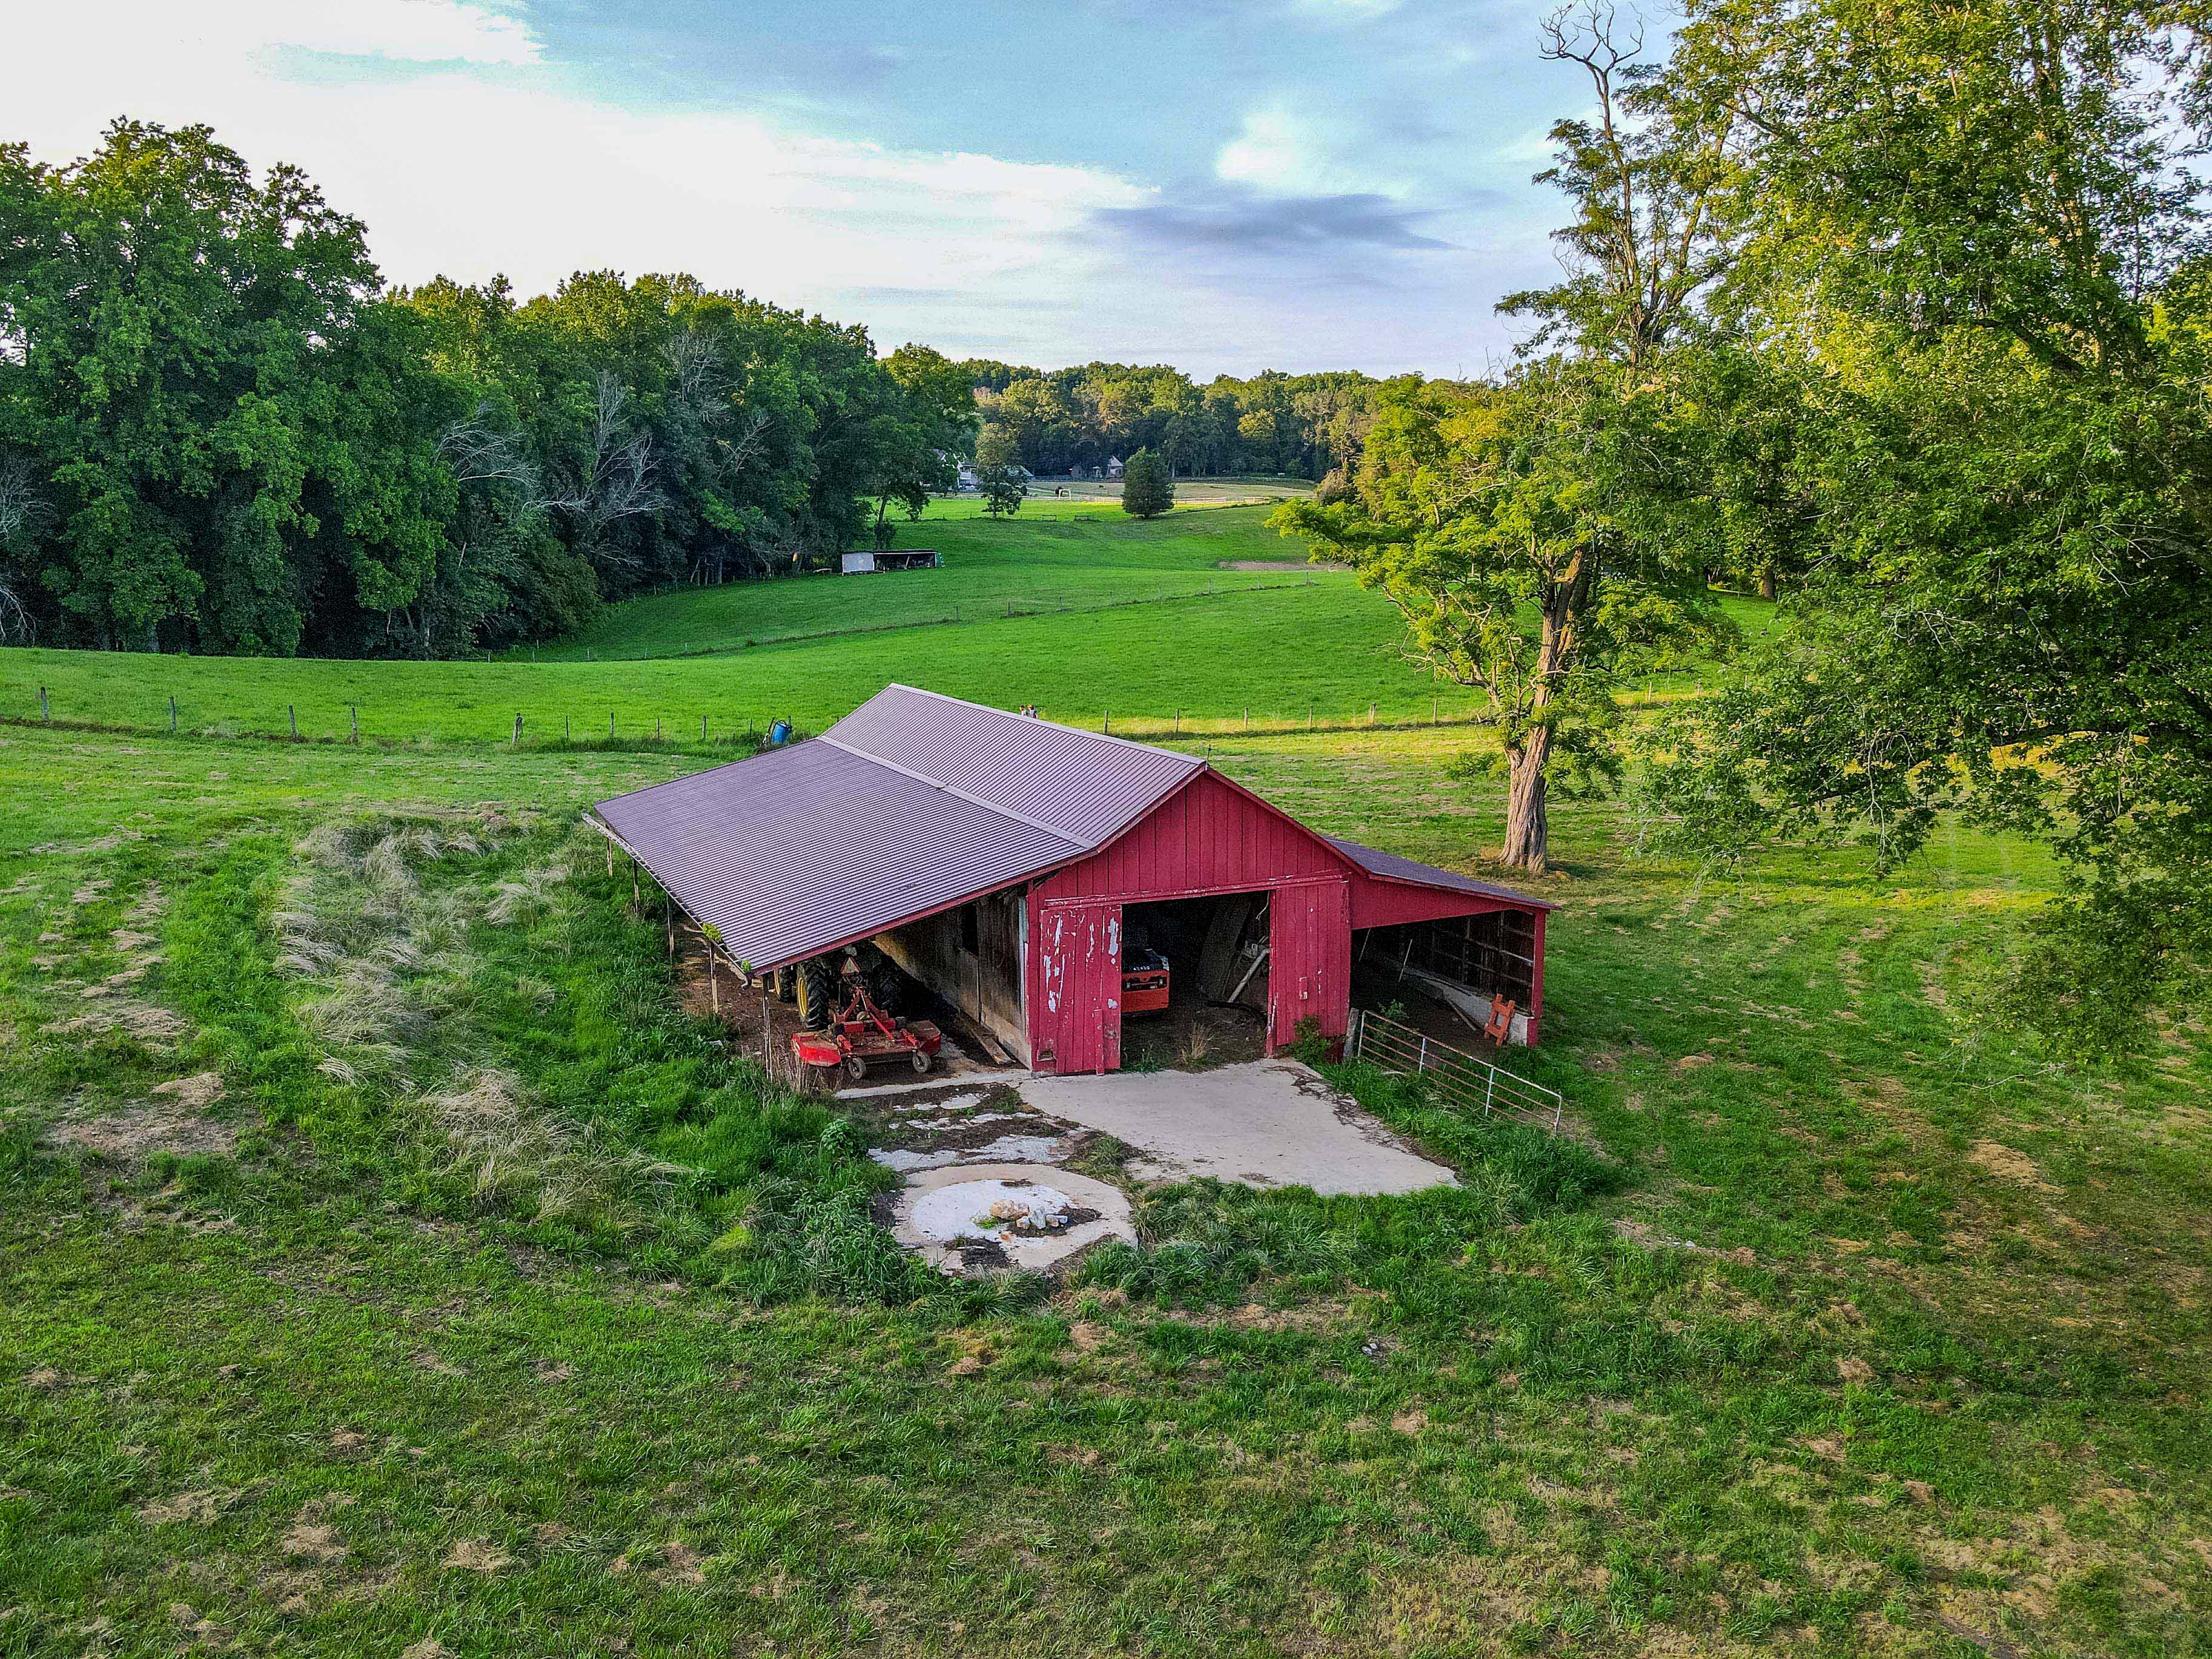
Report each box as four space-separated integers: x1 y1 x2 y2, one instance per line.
1345 1006 1565 1133
3 677 1695 754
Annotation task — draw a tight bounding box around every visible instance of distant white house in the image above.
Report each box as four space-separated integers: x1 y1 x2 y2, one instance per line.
1105 455 1125 480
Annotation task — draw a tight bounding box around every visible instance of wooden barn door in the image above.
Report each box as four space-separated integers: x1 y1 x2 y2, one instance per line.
1268 879 1351 1056
1033 900 1122 1075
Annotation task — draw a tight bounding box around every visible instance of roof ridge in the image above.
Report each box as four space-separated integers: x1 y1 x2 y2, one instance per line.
870 683 1203 768
815 734 1085 847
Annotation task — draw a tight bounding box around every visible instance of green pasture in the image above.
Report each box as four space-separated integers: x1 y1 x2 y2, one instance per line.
507 500 1329 663
0 500 1773 746
1 718 2206 1657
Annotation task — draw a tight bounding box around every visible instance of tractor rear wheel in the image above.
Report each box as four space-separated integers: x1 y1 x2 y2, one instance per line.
775 964 797 1004
867 962 906 1017
797 958 836 1030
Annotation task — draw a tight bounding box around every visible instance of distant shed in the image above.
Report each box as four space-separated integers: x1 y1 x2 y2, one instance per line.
841 549 941 574
591 686 1554 1073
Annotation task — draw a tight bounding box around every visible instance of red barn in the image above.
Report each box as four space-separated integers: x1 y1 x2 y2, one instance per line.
592 685 1553 1075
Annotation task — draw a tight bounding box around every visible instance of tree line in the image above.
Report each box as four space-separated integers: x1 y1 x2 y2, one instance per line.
1280 0 2212 1052
959 359 1382 485
0 122 975 658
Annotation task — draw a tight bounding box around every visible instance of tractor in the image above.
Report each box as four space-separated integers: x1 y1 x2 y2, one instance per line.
789 949 942 1084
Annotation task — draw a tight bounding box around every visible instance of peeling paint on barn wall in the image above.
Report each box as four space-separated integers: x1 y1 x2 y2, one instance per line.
1029 898 1123 1075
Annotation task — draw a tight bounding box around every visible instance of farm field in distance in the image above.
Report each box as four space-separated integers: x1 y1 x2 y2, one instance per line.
0 502 1769 748
2 504 2208 1657
508 491 1349 663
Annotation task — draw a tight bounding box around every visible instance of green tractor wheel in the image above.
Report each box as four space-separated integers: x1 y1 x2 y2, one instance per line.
796 958 836 1031
867 962 906 1017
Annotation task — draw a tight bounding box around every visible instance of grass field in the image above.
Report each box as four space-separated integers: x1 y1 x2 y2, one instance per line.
505 498 1344 664
0 505 1770 747
2 502 2208 1657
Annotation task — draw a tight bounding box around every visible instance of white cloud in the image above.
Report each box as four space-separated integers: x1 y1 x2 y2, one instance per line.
1215 105 1401 198
13 2 1147 342
8 1 1544 374
181 0 544 66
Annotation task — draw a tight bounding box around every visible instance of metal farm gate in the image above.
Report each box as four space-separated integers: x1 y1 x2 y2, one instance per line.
1345 1007 1565 1133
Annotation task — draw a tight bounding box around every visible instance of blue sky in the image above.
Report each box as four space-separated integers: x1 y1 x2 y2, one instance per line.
20 0 1599 376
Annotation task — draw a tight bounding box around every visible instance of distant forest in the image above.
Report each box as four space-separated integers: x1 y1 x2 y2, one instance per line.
953 360 1382 487
0 122 1374 662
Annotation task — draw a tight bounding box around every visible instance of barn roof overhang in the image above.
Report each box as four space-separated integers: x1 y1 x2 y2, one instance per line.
591 685 1202 973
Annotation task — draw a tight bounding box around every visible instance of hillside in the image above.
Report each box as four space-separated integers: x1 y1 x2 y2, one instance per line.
2 714 2207 1655
510 497 1333 663
0 505 1767 747
1 504 2207 1655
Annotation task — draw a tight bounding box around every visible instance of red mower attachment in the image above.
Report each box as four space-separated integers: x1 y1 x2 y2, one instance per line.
790 969 942 1084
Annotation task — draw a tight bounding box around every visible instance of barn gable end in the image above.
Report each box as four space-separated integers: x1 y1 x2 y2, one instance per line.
1031 770 1348 904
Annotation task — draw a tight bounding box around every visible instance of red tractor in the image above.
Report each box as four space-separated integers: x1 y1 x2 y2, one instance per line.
790 954 942 1084
1121 942 1171 1016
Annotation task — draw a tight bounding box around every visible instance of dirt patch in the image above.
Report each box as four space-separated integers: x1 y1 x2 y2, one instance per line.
152 1072 225 1110
1968 1141 2059 1193
51 1094 236 1163
280 1515 347 1564
442 1538 514 1574
42 999 188 1047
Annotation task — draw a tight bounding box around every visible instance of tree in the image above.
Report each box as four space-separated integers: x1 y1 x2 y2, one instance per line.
1639 0 2212 1052
1120 448 1174 518
1276 3 1741 872
0 454 54 641
973 423 1027 518
0 121 451 654
866 343 974 548
1277 371 1724 871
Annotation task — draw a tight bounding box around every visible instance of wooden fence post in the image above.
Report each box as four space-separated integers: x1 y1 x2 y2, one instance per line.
350 704 359 744
512 714 522 748
288 704 298 740
39 685 49 724
169 696 178 735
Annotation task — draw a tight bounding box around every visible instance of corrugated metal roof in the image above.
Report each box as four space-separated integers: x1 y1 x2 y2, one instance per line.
592 686 1202 970
825 684 1202 844
1325 836 1557 911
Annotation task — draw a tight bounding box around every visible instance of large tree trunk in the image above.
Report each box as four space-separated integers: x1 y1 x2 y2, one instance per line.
1502 726 1554 872
1758 563 1778 601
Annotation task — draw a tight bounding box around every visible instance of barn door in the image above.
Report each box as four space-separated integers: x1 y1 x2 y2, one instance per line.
1268 879 1351 1056
1033 900 1122 1075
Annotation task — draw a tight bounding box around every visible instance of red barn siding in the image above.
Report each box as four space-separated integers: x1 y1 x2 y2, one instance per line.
1033 771 1346 904
1030 899 1122 1074
1269 879 1352 1053
1348 877 1522 931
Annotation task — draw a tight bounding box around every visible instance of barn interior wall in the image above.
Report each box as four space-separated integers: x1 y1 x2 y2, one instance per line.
874 889 1028 1064
1354 910 1541 1044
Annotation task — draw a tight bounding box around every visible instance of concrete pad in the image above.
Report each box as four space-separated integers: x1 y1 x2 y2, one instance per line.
889 1162 1133 1276
1016 1059 1454 1196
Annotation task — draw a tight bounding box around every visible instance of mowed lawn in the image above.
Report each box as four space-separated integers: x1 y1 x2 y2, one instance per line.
511 498 1334 663
1 715 2208 1658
